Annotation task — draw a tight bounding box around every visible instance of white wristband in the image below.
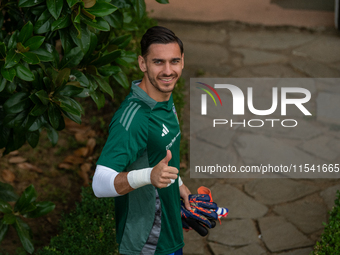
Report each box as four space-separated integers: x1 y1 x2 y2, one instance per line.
127 168 153 189
178 176 183 186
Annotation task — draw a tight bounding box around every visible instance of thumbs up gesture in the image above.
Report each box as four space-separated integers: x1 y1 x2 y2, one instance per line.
151 150 178 188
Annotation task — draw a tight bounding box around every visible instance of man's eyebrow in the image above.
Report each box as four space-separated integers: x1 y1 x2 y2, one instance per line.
151 58 182 61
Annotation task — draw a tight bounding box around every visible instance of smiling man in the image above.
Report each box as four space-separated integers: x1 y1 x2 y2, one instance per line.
92 26 191 255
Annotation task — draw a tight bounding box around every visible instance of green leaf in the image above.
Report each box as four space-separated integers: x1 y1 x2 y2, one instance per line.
85 2 118 17
47 0 63 19
45 124 58 145
0 219 9 243
8 31 19 50
59 29 77 55
97 65 121 76
82 32 98 62
55 68 71 87
70 69 89 87
61 110 81 124
51 14 71 31
22 52 40 65
26 131 40 148
28 115 46 131
73 5 81 24
54 95 83 115
6 80 17 93
91 49 121 67
1 66 16 82
15 64 35 81
155 0 169 3
92 75 113 98
0 199 12 214
14 185 37 213
3 214 16 225
113 71 129 89
0 78 7 92
48 103 61 129
132 0 146 19
34 10 53 34
90 90 105 109
24 201 55 218
4 49 22 68
56 84 83 97
80 15 110 31
4 92 31 114
23 36 45 51
60 47 84 69
17 42 30 53
30 48 54 62
30 103 48 116
43 43 59 68
66 0 79 7
110 34 131 49
35 90 50 105
70 24 91 54
18 22 33 44
14 218 34 254
0 42 6 59
19 0 44 7
103 11 123 28
0 182 19 202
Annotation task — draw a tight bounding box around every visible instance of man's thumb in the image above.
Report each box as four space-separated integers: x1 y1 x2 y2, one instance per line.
162 150 172 165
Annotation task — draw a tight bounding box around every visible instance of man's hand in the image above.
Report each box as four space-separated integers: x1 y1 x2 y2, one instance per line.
179 183 191 211
151 150 178 188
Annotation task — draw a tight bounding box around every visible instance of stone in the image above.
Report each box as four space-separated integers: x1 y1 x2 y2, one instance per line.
299 135 340 161
230 67 255 78
275 247 313 255
184 41 229 67
293 36 340 63
210 183 268 219
234 48 288 65
290 58 340 78
317 92 340 125
183 230 205 255
234 134 325 177
251 64 302 78
320 184 340 210
207 219 259 246
230 31 316 50
258 216 313 252
273 200 328 234
196 126 234 148
209 242 266 255
245 179 319 205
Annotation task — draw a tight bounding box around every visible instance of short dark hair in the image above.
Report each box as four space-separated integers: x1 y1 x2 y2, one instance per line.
140 26 183 57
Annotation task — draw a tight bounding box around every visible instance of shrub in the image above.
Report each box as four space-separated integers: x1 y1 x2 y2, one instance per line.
312 190 340 255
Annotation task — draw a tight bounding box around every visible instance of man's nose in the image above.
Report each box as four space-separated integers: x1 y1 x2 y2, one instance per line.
163 62 172 76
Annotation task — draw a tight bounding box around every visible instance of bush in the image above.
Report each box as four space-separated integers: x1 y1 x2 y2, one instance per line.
312 190 340 255
36 186 117 255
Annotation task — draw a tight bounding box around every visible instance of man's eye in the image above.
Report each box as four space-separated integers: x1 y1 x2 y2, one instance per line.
154 60 162 64
172 60 180 64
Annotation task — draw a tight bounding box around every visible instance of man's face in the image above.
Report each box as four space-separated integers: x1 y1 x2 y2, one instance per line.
139 43 184 94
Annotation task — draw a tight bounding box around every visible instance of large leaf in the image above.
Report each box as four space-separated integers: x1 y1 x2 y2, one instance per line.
54 95 83 115
97 65 121 76
70 24 91 54
83 0 96 8
61 109 82 124
34 10 53 34
0 182 19 202
113 71 129 89
35 90 50 105
30 48 54 62
1 66 16 82
14 185 37 213
0 42 6 59
0 219 9 243
0 199 12 214
3 214 16 225
56 84 83 97
3 92 31 114
30 103 48 116
92 75 113 98
22 52 40 65
155 0 169 3
66 0 79 7
51 14 71 31
0 78 7 92
4 49 22 68
26 130 40 148
0 125 10 149
3 111 28 129
48 102 61 129
91 49 121 67
132 0 146 20
85 2 118 17
82 32 98 63
90 90 105 109
59 29 77 55
23 36 45 51
24 201 55 218
8 31 19 50
14 218 34 254
47 0 63 19
103 10 123 28
55 68 71 87
15 64 35 81
110 34 131 49
60 47 84 69
70 69 89 87
28 115 46 132
80 15 110 31
45 124 58 145
19 0 44 7
18 22 33 44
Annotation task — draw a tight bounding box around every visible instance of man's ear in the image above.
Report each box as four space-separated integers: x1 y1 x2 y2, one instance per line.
138 55 147 72
181 53 184 69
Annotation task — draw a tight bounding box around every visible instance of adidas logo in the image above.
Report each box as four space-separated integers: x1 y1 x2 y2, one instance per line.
161 124 169 137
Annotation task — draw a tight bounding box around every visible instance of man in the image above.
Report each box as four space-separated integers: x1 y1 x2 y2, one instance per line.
92 26 191 255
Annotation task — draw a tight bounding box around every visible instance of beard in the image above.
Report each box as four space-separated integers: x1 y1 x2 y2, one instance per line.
146 71 179 94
